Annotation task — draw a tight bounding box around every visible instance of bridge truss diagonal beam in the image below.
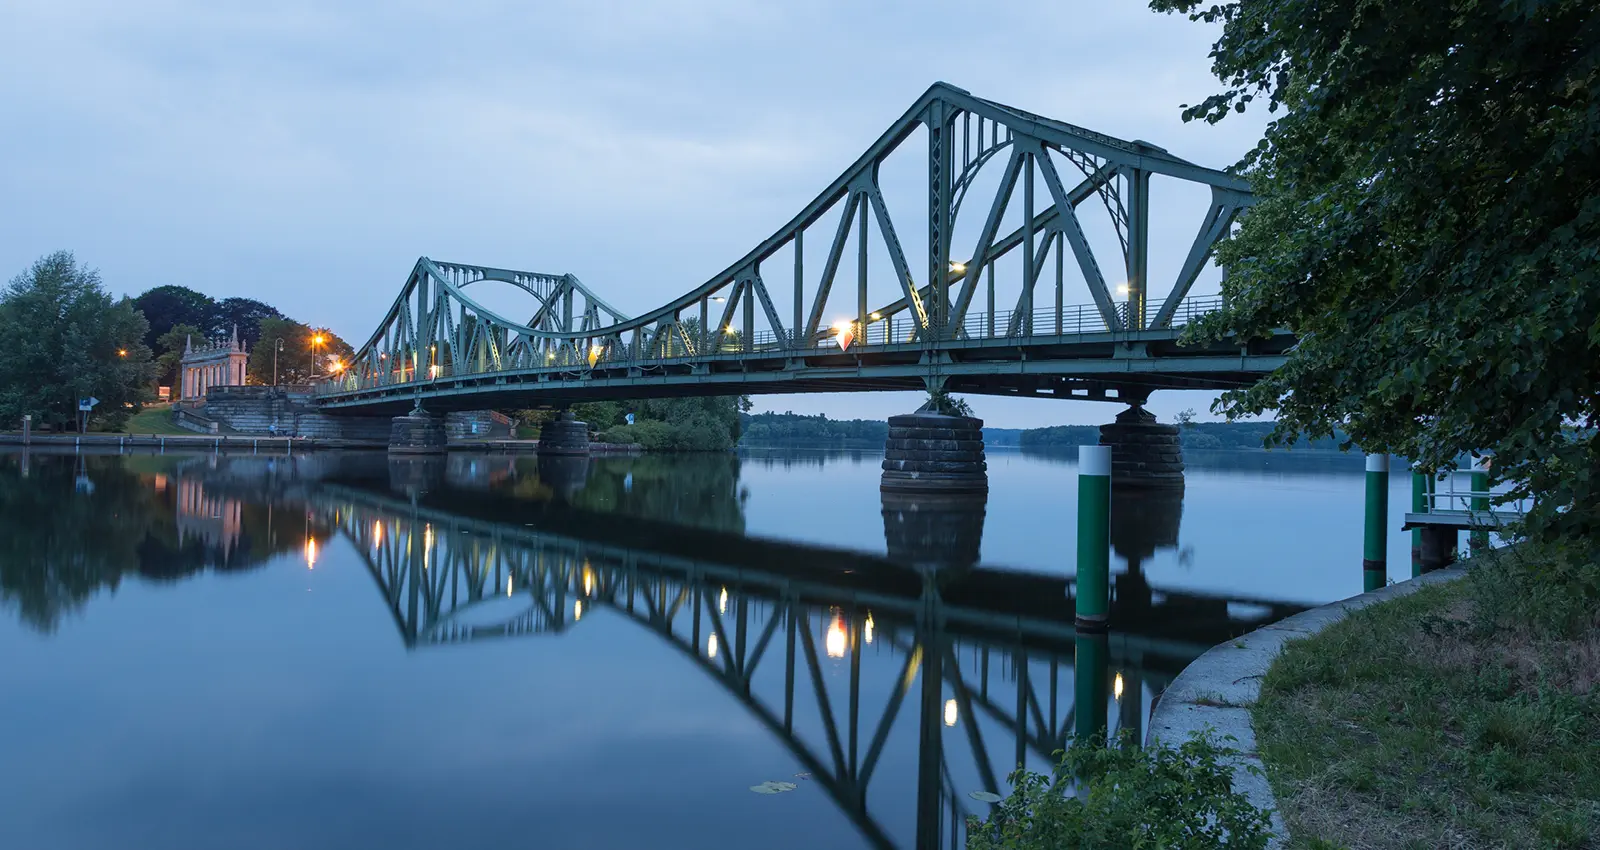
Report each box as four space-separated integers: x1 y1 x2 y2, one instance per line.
322 82 1267 408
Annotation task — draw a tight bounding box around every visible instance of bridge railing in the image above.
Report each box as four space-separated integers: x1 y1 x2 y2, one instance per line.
318 295 1226 396
1416 471 1532 520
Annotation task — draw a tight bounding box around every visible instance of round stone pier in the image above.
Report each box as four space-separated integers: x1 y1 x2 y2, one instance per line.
880 411 988 494
1098 404 1184 489
389 408 447 454
537 411 590 456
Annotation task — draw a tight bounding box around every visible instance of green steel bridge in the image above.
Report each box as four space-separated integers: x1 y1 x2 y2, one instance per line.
314 83 1292 416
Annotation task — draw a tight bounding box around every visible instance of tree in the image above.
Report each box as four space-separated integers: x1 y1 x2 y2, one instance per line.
1151 0 1600 546
213 297 281 351
133 285 217 349
1174 408 1196 428
0 252 155 430
246 317 352 385
153 323 203 391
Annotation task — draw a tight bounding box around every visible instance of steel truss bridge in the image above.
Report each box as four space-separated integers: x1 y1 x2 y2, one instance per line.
257 461 1307 850
315 83 1291 415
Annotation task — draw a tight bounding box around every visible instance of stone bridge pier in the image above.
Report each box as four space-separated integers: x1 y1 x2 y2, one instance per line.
537 410 590 456
389 405 447 454
880 405 988 494
1099 398 1185 489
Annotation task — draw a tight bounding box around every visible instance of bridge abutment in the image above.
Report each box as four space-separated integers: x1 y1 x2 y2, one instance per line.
1099 403 1185 489
880 410 987 494
389 407 448 454
537 411 590 456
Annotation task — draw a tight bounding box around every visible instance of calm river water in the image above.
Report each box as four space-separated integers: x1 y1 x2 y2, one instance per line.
0 446 1446 849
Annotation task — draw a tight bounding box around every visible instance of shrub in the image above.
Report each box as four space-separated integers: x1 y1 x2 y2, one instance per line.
1467 539 1600 639
924 388 974 417
965 732 1272 850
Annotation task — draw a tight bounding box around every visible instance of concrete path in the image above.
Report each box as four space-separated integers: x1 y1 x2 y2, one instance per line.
1146 568 1466 848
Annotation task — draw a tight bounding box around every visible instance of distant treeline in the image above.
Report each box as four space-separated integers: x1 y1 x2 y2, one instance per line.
738 411 1025 446
1020 421 1351 451
739 411 1351 451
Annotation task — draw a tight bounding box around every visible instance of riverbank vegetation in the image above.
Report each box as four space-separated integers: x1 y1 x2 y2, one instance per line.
966 731 1273 849
0 253 156 431
1140 0 1600 845
1252 544 1600 848
510 397 750 451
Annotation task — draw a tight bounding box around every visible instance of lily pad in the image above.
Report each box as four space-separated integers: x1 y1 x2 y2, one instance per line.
968 790 1003 803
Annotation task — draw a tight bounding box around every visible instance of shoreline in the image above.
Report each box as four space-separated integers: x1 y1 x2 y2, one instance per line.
1145 568 1468 848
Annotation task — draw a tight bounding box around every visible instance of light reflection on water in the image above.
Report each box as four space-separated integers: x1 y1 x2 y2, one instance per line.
0 446 1407 849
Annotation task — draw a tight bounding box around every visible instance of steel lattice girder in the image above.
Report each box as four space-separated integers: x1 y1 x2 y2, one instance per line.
326 82 1267 407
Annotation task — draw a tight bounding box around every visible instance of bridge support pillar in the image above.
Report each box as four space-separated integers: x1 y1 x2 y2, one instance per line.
537 410 590 456
1098 403 1184 489
880 409 987 494
1419 526 1458 572
389 406 447 454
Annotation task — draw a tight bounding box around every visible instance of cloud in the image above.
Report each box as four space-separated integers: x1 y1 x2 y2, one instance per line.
0 0 1266 426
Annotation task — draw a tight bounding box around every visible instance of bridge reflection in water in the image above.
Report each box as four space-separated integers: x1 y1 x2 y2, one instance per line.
200 451 1306 850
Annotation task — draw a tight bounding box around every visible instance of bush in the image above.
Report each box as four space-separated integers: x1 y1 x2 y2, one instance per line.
966 732 1272 850
1466 539 1600 639
598 418 732 452
924 388 974 417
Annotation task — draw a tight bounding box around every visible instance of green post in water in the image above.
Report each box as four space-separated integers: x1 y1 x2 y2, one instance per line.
1076 445 1111 631
1411 466 1427 578
1074 631 1109 744
1470 455 1490 552
1364 454 1389 592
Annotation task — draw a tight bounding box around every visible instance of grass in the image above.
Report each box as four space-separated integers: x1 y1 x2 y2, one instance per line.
1253 542 1600 849
111 406 194 436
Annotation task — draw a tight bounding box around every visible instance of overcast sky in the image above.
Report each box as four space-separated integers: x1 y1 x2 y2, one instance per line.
1 1 1267 428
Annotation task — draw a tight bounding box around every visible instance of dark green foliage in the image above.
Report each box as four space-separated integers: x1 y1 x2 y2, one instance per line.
246 316 353 385
213 297 281 351
1467 540 1600 640
153 322 204 389
596 396 746 451
1149 0 1600 550
133 284 217 349
571 401 624 431
925 388 974 417
1018 425 1103 448
0 252 155 430
740 411 891 443
965 732 1273 849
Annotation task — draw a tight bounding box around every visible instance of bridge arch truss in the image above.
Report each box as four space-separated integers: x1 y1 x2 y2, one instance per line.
319 83 1277 412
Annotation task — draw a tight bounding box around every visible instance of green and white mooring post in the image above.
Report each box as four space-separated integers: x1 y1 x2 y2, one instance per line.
1074 445 1112 744
1076 445 1111 632
1364 453 1389 592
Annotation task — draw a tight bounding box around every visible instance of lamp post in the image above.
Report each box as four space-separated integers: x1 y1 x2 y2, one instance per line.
310 333 325 380
273 338 284 386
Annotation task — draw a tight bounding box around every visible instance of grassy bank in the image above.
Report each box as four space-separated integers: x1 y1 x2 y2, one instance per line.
1253 543 1600 849
114 406 193 436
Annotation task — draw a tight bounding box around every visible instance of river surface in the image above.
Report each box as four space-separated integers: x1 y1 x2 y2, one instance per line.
0 446 1457 849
